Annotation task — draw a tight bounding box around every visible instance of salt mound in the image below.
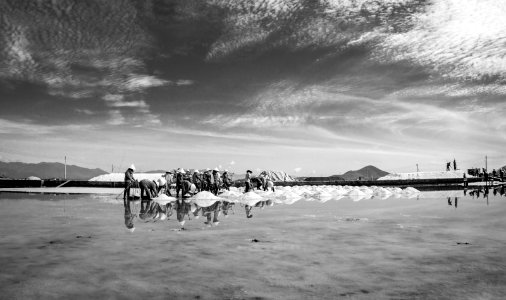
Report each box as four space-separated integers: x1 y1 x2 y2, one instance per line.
152 194 177 205
348 189 366 196
219 190 242 201
191 191 222 201
260 170 295 182
89 172 164 182
403 187 421 194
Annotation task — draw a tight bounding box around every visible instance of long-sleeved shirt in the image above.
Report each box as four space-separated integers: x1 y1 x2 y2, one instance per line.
124 169 135 187
139 179 158 198
245 172 251 183
192 173 201 184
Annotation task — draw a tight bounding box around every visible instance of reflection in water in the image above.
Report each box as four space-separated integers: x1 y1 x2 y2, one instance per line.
122 185 505 231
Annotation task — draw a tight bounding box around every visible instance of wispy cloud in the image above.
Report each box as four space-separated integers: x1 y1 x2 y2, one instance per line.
374 0 506 82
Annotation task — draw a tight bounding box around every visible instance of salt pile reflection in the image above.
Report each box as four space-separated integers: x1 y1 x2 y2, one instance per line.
124 185 424 231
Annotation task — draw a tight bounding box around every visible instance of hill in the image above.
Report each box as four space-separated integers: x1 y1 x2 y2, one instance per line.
332 165 389 181
0 161 107 180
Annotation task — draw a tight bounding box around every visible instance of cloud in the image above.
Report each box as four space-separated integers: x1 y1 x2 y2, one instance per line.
107 110 125 126
124 75 170 91
75 109 94 115
294 167 302 173
373 0 506 83
175 79 195 86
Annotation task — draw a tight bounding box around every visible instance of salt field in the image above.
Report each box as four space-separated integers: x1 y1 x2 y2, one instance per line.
1 187 505 299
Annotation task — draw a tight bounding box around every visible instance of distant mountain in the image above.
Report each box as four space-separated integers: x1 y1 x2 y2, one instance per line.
332 165 389 181
145 170 169 174
0 161 107 180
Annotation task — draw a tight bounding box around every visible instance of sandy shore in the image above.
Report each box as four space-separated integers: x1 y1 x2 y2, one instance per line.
1 192 505 299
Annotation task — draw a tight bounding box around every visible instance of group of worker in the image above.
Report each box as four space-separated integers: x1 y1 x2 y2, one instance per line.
244 169 275 193
122 164 235 205
166 167 234 198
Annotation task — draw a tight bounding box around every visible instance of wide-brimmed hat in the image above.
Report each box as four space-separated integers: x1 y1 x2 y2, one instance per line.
129 164 136 171
194 170 199 174
157 177 166 186
246 170 252 173
213 168 219 172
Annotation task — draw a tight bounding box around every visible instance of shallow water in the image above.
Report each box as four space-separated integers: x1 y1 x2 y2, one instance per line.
1 189 505 299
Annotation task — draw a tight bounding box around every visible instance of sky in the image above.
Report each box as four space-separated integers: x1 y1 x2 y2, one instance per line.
0 0 505 176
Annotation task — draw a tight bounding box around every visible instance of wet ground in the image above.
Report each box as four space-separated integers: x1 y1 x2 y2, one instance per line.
1 189 505 299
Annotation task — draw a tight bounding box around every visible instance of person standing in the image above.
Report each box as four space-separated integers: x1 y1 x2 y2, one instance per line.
123 164 136 207
258 173 266 190
453 159 457 171
265 178 275 192
244 170 252 193
222 170 231 191
500 169 504 182
192 170 202 192
164 171 174 196
176 168 184 197
212 168 220 195
204 168 214 192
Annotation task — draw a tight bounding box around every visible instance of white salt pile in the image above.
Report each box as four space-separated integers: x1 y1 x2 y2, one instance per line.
239 192 264 206
191 191 223 207
152 194 177 205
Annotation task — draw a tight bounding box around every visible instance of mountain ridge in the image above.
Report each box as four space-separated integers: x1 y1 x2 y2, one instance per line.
331 165 389 180
0 161 107 180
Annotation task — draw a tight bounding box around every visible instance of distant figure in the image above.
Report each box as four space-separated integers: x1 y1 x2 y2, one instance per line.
258 173 266 190
264 178 275 192
123 164 137 207
484 170 489 184
176 168 184 197
453 159 457 170
203 169 214 192
454 197 458 208
192 170 202 192
164 171 174 196
447 197 452 206
446 162 451 171
244 170 252 193
463 173 468 187
212 168 220 195
500 169 504 182
157 177 167 195
222 170 231 191
492 169 497 178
